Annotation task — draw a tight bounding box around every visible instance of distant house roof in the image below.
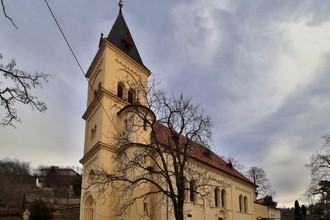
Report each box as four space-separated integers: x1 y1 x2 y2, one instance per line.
40 167 79 177
256 198 265 204
153 122 255 186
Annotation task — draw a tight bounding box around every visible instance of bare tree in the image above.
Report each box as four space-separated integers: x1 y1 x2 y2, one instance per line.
221 156 245 172
306 135 330 183
302 184 318 207
245 166 275 198
0 53 48 127
305 134 330 210
89 84 216 220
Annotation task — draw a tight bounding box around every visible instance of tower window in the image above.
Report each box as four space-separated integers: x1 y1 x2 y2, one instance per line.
244 196 248 213
214 187 219 207
221 189 226 207
124 119 128 130
143 119 147 131
117 84 123 98
91 125 97 140
215 187 219 207
189 180 196 202
128 89 135 104
239 195 243 212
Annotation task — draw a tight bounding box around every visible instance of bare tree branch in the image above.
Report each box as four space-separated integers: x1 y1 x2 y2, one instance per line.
1 0 18 29
305 135 330 210
0 53 49 127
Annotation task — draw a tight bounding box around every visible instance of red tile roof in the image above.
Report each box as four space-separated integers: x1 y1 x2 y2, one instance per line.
153 122 255 186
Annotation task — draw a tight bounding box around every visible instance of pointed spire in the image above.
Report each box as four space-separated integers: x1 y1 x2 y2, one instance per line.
106 1 145 68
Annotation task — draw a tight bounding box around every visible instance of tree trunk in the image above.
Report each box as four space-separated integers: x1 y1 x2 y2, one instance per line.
174 202 184 220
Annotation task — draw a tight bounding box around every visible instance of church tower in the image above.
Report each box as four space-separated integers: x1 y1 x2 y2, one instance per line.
80 3 151 220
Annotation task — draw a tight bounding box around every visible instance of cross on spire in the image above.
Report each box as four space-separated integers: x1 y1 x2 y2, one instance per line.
118 0 123 12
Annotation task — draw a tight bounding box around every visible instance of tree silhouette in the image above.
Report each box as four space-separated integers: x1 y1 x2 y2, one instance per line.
301 205 307 219
29 199 52 220
262 195 277 207
0 53 48 127
245 166 275 198
294 200 301 219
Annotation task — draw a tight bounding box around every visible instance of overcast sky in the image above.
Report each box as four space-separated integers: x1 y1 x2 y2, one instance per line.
1 0 330 208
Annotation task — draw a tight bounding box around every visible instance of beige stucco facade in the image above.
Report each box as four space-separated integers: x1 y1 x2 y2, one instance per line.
254 203 281 219
79 9 280 220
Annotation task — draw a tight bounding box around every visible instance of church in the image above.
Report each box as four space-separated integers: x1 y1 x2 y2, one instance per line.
79 3 280 220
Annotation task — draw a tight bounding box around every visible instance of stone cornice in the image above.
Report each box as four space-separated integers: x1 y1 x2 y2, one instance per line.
80 141 117 165
82 88 127 121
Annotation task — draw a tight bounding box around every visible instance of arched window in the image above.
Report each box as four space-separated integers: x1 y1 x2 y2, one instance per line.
221 189 226 207
117 84 123 98
128 89 135 104
124 119 128 130
143 119 147 131
91 124 97 140
88 170 95 183
84 195 94 220
239 195 243 212
189 180 196 202
244 196 248 213
215 187 219 207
